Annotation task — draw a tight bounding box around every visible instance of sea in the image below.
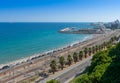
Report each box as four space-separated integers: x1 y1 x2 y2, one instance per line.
0 22 93 64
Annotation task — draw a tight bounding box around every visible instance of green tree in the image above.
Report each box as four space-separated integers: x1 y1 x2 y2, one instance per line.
67 55 73 66
50 60 57 74
84 48 88 58
98 45 101 51
47 79 60 83
79 51 83 60
101 44 104 50
111 37 114 43
92 46 95 54
59 56 65 70
95 45 98 52
88 47 92 56
103 42 107 49
73 52 78 63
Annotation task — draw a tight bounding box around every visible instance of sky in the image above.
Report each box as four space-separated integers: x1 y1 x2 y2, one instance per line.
0 0 120 22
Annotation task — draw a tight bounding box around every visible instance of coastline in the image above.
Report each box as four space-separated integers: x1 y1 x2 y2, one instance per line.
1 30 120 83
0 35 93 69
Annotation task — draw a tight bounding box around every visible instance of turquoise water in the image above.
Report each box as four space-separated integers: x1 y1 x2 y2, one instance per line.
0 23 92 64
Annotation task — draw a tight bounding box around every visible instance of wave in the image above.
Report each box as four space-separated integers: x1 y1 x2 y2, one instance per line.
0 35 92 68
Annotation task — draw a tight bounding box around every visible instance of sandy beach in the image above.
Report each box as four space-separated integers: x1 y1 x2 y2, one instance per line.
0 34 92 69
0 29 120 83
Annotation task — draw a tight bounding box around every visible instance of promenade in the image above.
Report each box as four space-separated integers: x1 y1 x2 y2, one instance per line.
39 55 92 83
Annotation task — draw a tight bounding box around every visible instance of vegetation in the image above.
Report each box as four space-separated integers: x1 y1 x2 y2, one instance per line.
50 60 57 74
47 36 120 83
79 51 83 60
47 79 60 83
73 52 78 63
59 56 65 70
92 46 95 54
88 47 92 56
84 48 88 58
71 42 120 83
95 45 98 52
67 54 73 66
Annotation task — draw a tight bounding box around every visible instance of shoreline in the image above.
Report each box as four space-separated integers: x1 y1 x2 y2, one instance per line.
0 35 93 69
1 30 120 82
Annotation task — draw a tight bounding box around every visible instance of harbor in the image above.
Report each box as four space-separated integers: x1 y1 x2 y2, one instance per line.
59 20 120 34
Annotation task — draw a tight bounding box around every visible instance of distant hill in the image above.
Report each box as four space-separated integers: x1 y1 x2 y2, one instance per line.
71 42 120 83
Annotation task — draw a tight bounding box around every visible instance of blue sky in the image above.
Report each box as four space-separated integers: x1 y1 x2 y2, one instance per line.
0 0 120 22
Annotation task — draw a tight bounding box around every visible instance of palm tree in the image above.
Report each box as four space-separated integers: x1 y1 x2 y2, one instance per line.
108 39 112 45
98 45 101 51
88 47 92 56
79 51 83 60
106 41 110 48
92 46 95 54
111 36 117 42
67 55 73 66
103 42 107 49
50 60 57 74
73 52 78 63
101 44 104 50
84 48 88 58
111 37 114 43
59 56 65 70
95 45 98 52
116 36 119 41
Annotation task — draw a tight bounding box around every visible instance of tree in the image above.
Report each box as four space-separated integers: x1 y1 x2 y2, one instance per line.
67 55 73 66
47 79 60 83
106 41 111 48
73 52 78 63
88 47 92 56
59 56 65 70
101 44 104 50
98 45 101 51
95 45 98 52
50 60 57 74
103 42 107 49
79 51 83 60
109 39 112 45
84 48 88 58
92 46 95 54
111 37 114 43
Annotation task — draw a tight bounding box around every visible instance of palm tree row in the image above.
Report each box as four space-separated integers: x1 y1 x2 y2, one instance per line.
49 36 119 74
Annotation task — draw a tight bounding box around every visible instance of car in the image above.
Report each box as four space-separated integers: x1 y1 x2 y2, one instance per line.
2 65 10 70
39 73 48 78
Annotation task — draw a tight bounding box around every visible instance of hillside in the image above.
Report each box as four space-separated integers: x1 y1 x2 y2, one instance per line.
71 42 120 83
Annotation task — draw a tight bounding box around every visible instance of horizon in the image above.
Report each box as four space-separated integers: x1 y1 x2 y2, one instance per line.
0 0 120 22
0 20 118 23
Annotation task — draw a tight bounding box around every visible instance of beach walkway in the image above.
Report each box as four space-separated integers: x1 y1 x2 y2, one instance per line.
39 55 92 83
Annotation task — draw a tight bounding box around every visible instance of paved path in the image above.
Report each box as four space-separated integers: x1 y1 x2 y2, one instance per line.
39 56 92 83
56 57 91 83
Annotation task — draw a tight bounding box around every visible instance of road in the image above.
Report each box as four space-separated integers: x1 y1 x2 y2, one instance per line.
39 56 92 83
56 58 91 83
39 30 120 83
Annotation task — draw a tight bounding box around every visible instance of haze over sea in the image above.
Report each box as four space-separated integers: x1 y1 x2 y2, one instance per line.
0 23 92 64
